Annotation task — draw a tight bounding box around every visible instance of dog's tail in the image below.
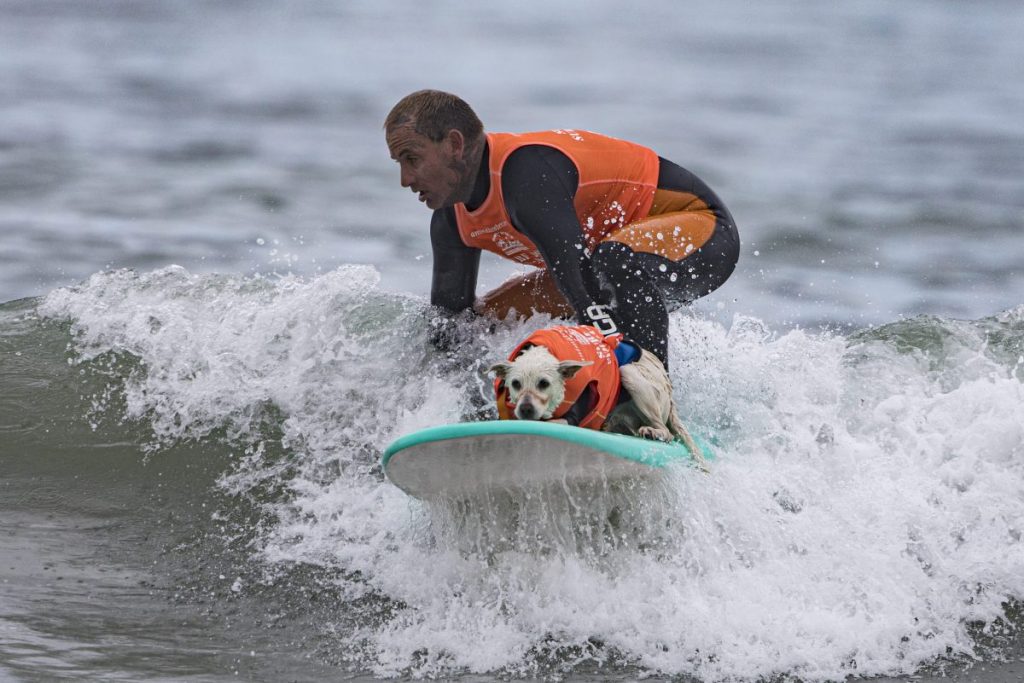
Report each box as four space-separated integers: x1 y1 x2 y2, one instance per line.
669 406 709 472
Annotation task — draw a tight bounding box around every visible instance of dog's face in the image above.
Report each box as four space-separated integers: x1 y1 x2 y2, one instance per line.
488 345 590 420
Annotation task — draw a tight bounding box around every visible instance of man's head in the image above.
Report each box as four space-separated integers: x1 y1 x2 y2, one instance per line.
384 90 485 210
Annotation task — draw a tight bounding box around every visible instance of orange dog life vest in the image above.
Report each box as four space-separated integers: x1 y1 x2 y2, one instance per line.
495 325 622 430
455 130 660 267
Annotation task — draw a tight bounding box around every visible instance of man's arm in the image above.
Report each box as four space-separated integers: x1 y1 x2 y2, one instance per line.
501 145 608 328
430 206 481 312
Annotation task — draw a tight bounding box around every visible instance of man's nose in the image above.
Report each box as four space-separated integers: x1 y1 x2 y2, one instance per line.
400 167 414 188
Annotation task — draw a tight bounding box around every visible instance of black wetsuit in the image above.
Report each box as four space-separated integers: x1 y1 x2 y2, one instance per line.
430 143 739 366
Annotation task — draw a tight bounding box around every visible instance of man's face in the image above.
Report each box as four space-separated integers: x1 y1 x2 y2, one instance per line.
386 123 465 211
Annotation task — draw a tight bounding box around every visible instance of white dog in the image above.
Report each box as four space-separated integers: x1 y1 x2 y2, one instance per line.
487 326 702 461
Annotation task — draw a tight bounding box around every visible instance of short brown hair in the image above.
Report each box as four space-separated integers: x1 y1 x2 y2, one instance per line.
384 90 484 144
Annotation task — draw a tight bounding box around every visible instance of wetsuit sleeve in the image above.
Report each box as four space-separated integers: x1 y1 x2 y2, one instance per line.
501 146 605 325
429 206 481 312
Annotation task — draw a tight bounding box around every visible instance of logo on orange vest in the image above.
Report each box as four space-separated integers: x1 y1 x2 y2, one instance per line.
552 129 585 142
470 220 509 238
492 231 534 259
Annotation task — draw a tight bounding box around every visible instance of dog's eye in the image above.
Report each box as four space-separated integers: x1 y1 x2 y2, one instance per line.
510 380 521 390
537 379 550 390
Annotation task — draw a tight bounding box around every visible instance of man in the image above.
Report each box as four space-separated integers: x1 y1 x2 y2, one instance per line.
384 89 739 365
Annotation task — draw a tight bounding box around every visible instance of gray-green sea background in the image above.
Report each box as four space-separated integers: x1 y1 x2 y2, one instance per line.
2 2 1023 682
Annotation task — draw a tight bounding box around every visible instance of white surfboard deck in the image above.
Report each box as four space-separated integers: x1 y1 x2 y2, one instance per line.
382 421 713 500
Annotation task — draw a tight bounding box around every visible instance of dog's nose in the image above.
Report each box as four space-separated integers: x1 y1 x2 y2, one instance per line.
517 402 536 419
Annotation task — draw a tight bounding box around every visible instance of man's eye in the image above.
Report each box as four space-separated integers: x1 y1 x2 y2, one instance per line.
537 379 550 390
510 380 521 390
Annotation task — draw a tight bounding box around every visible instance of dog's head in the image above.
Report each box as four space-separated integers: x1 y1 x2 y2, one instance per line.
488 345 591 420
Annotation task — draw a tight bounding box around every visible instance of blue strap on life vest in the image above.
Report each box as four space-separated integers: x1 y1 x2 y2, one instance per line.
614 340 640 366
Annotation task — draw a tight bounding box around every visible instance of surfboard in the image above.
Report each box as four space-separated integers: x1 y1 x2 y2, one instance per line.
382 420 714 500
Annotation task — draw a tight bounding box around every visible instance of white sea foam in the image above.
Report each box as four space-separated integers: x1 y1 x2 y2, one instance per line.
40 267 1024 681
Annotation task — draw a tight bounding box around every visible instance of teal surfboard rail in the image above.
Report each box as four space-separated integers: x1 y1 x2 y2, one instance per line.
382 420 714 469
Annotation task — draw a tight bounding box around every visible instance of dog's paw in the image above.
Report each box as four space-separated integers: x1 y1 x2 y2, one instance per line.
638 426 672 442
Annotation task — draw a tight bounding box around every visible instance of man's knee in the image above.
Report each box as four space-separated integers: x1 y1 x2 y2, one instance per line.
476 270 575 320
696 224 740 293
592 240 638 280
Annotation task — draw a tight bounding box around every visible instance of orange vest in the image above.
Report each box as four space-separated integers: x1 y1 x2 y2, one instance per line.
455 131 659 267
495 325 622 430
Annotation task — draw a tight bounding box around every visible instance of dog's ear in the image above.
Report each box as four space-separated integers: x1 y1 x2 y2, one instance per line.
557 360 592 379
487 361 513 379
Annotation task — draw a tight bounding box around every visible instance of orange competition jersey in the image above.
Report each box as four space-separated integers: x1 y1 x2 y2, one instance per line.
495 325 622 430
454 131 660 267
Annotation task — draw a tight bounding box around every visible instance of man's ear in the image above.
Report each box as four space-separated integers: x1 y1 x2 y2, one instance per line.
557 360 592 379
446 129 465 159
487 361 512 379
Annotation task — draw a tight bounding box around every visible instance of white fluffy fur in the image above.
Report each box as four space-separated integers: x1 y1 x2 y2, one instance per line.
488 345 590 421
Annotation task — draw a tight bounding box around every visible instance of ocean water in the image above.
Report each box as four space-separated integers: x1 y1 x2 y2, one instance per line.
2 1 1023 682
